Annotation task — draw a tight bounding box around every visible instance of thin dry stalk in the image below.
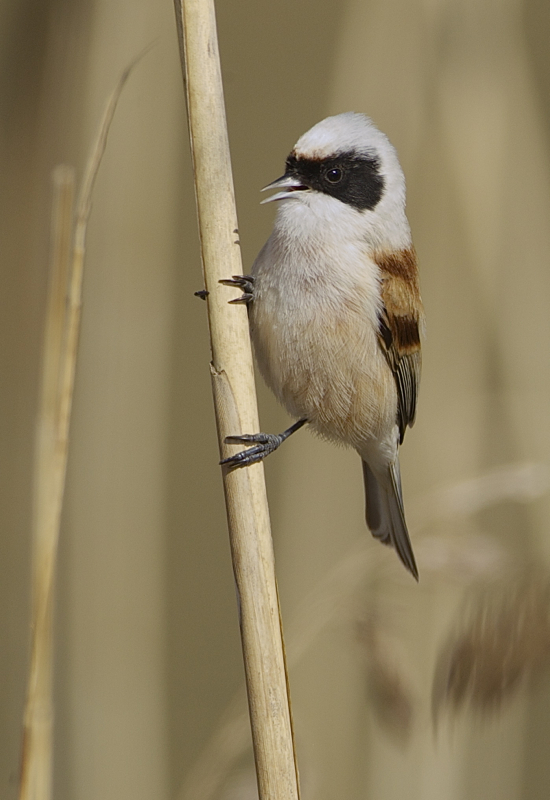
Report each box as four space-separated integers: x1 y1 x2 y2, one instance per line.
173 2 300 799
19 167 75 800
19 64 139 800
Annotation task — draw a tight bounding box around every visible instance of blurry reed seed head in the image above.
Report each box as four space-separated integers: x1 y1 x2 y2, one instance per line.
432 574 550 724
357 618 415 745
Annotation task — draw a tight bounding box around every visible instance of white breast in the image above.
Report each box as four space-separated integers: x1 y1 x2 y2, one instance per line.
250 196 398 449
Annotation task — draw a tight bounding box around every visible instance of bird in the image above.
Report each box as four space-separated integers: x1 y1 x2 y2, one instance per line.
220 112 425 579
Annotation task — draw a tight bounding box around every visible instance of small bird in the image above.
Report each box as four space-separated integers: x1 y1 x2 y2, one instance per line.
221 113 424 579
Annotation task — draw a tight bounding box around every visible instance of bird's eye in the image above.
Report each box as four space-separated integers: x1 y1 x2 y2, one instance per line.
325 167 343 184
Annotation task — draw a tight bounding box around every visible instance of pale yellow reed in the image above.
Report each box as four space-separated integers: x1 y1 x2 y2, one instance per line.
173 1 301 798
19 64 139 800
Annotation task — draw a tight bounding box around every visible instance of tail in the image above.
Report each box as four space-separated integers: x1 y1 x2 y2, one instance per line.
362 459 418 580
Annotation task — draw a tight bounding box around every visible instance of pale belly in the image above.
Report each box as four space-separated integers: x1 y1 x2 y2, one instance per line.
249 284 398 451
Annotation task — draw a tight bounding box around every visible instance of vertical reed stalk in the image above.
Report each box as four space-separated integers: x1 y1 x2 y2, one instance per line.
19 66 136 800
19 167 75 800
173 2 301 798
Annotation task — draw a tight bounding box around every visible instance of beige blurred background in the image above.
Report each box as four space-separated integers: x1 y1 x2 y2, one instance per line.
2 0 550 798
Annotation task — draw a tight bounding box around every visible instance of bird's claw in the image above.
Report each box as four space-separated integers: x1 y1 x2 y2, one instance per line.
220 432 282 468
219 275 255 305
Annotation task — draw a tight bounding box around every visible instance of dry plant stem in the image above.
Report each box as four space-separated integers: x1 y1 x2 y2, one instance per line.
173 2 300 799
19 65 138 800
19 167 75 800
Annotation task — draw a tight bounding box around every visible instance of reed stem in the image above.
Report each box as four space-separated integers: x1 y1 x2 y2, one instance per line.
19 63 138 800
173 2 301 798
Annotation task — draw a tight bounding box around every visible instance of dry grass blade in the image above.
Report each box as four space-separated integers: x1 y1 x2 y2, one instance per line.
19 59 144 800
19 166 75 800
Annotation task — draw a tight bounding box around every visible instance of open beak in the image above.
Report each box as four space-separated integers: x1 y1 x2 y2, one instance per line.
260 173 308 204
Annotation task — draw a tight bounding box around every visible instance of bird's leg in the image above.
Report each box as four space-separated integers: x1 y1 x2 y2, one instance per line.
220 418 308 469
219 275 255 305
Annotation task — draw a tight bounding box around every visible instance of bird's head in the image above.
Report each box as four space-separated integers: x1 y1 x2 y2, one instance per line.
262 112 411 250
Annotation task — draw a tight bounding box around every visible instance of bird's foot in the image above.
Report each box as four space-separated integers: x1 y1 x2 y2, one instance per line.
219 275 255 305
220 418 308 469
220 432 285 468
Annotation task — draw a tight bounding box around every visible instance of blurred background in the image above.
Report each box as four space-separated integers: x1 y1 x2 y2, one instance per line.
1 0 550 798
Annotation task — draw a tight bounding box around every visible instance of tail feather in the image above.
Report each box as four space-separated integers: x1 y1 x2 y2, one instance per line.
362 459 418 580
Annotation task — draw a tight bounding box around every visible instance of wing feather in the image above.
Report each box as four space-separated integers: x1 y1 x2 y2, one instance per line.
374 249 424 443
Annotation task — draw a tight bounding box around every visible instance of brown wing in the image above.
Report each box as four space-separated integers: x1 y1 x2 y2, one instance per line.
374 249 424 443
